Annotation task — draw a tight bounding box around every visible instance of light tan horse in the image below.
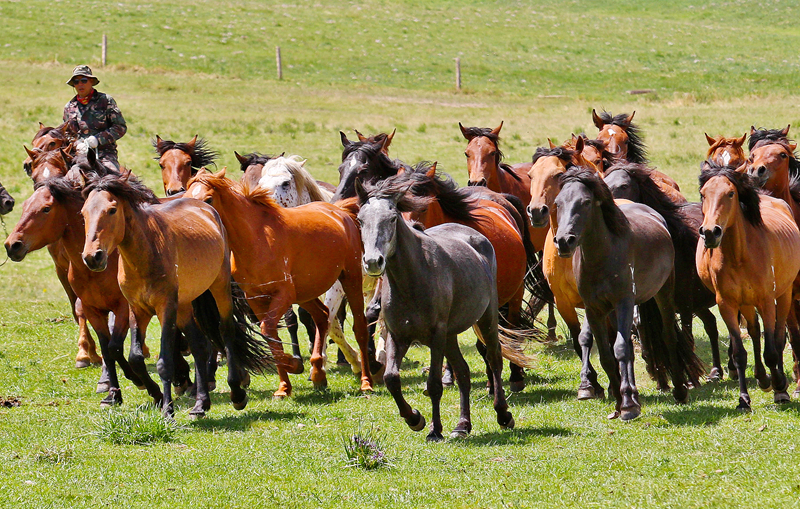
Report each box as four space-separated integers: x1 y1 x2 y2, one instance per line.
697 165 800 411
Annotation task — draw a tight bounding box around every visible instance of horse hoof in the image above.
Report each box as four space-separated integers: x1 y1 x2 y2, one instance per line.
75 360 91 369
620 406 641 421
793 389 800 399
758 376 772 392
408 410 426 432
426 432 444 442
673 386 689 404
272 392 289 400
232 394 248 411
441 371 455 387
360 381 374 393
708 367 723 382
500 415 515 430
774 391 791 404
96 382 110 394
100 388 122 407
173 380 190 396
577 387 596 400
607 410 620 420
286 357 304 375
509 380 525 393
369 360 385 377
449 429 470 439
313 378 329 391
189 410 206 420
736 397 751 412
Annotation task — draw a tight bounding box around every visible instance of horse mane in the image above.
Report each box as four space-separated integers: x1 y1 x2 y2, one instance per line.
83 172 160 207
580 135 616 169
263 155 333 202
748 127 790 151
36 176 84 204
559 167 629 236
342 139 407 177
404 161 481 223
237 152 277 172
461 126 504 163
604 162 693 244
531 146 577 167
70 150 118 178
190 171 284 214
597 111 648 164
699 162 763 227
152 137 219 170
357 173 434 215
33 123 71 143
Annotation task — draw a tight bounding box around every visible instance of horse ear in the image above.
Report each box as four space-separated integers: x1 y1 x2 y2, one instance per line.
218 167 227 179
386 128 396 148
490 121 504 137
57 122 70 134
734 162 748 174
354 177 368 202
300 159 307 167
122 168 134 181
355 129 367 142
426 162 437 178
591 109 604 129
279 152 285 157
574 135 584 152
340 131 351 148
735 133 747 146
155 135 163 145
459 122 473 141
378 135 390 153
60 148 73 166
782 124 791 137
187 135 198 152
38 122 45 130
24 145 36 159
622 111 635 128
750 125 757 136
71 167 86 188
704 133 716 146
790 141 798 152
547 138 556 149
234 151 248 165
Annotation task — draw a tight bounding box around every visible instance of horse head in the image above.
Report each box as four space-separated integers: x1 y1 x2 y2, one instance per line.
746 140 797 189
705 133 747 169
460 122 503 187
154 135 217 196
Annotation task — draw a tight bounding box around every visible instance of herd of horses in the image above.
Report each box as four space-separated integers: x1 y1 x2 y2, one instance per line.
3 109 800 440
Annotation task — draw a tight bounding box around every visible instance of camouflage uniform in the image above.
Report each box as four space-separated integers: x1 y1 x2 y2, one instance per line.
63 91 126 171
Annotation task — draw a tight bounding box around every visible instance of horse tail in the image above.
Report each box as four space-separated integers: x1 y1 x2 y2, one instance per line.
191 281 275 374
473 323 536 369
334 197 360 224
637 298 706 388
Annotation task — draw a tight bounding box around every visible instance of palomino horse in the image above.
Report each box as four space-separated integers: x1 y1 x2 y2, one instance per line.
591 109 682 193
459 122 556 339
745 125 800 396
332 133 408 202
153 135 218 196
356 177 524 440
705 133 747 168
554 168 696 420
399 162 539 392
697 164 800 410
186 170 372 397
81 172 272 417
5 177 143 407
603 162 722 382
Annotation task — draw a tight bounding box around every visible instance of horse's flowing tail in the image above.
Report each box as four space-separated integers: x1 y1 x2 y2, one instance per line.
473 323 536 369
191 281 275 374
637 299 706 388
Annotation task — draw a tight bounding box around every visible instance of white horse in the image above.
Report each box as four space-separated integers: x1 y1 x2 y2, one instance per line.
256 156 376 375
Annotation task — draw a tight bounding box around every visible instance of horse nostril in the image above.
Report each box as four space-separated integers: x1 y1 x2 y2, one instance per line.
93 251 104 263
566 235 577 247
698 226 705 236
757 166 766 176
540 205 549 216
712 226 722 238
376 255 384 267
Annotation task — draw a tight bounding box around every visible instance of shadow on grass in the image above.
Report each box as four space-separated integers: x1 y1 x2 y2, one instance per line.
465 425 573 446
659 403 741 426
189 408 307 432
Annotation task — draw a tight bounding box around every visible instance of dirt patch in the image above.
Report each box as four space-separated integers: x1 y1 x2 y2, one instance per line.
0 396 21 408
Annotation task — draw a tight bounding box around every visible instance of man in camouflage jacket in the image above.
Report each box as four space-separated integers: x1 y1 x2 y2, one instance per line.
63 65 127 171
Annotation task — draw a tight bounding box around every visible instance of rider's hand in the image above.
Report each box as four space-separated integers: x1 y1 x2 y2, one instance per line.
74 138 89 155
86 136 98 149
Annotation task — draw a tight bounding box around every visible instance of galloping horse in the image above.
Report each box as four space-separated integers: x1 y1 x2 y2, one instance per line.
23 122 76 177
0 182 14 215
356 177 523 440
705 133 747 168
81 172 272 417
332 133 408 202
5 177 140 407
186 170 372 397
554 168 696 420
603 162 722 381
697 165 800 410
153 135 218 196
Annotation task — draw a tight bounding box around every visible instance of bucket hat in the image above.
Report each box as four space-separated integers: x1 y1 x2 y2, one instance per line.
66 65 99 86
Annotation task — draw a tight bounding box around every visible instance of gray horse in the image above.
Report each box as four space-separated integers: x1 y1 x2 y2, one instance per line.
356 178 520 441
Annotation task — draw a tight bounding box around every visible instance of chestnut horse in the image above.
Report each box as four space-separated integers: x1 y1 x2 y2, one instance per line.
23 122 76 177
153 135 218 196
705 133 747 168
81 172 272 417
697 165 800 410
186 170 372 397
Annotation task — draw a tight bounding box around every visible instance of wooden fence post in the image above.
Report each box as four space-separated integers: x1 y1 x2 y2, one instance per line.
455 58 461 91
276 46 282 80
102 34 107 67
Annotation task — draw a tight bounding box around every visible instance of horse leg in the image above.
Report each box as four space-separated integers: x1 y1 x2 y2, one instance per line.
585 311 621 419
546 303 558 343
297 306 317 354
178 309 211 418
696 308 722 381
609 299 640 421
444 335 472 438
655 288 688 404
156 303 179 418
505 292 526 392
324 283 360 374
474 340 494 395
742 306 770 391
83 309 122 407
719 302 752 411
365 282 385 373
74 298 102 368
341 273 374 392
172 328 191 396
300 298 331 389
426 329 447 442
764 294 790 403
475 306 514 429
126 309 162 405
383 332 425 431
283 307 303 362
786 301 800 397
576 315 604 400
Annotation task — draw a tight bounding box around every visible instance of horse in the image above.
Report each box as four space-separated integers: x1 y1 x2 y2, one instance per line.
603 162 723 381
153 135 218 196
4 176 145 407
745 126 800 396
591 109 682 193
186 169 372 397
697 164 800 410
0 182 14 215
80 171 273 417
705 133 747 168
398 162 541 392
354 128 396 151
332 132 408 202
23 122 76 177
356 177 526 440
554 167 698 420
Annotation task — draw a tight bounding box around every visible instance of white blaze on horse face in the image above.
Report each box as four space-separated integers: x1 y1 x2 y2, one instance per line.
722 151 731 166
607 128 617 136
190 186 203 199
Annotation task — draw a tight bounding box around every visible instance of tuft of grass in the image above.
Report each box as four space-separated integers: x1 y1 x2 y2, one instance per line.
343 425 392 470
94 405 182 446
33 444 73 465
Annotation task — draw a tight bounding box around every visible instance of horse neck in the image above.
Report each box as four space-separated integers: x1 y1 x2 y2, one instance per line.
385 215 426 289
58 198 89 266
116 202 163 271
418 200 448 228
717 209 749 263
216 187 283 261
765 171 793 203
576 202 622 270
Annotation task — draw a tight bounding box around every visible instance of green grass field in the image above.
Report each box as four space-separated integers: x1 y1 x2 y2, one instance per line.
2 1 800 507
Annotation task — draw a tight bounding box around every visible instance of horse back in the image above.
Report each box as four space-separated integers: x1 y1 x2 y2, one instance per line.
619 202 675 303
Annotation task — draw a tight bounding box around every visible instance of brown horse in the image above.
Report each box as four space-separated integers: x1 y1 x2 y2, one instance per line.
186 169 372 397
697 165 800 410
81 171 272 417
705 133 747 168
5 177 142 406
23 122 76 177
153 135 218 196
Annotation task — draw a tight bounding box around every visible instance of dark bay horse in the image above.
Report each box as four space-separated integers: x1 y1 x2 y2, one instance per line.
186 170 372 397
153 135 218 196
0 182 14 215
356 177 524 440
81 172 272 417
705 133 747 168
603 162 723 381
697 165 800 410
554 168 696 420
332 133 408 202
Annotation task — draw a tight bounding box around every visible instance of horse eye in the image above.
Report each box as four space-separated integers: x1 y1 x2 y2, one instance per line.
728 191 735 198
780 152 788 159
204 197 213 204
464 152 469 158
281 181 291 188
43 206 51 213
108 208 117 216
